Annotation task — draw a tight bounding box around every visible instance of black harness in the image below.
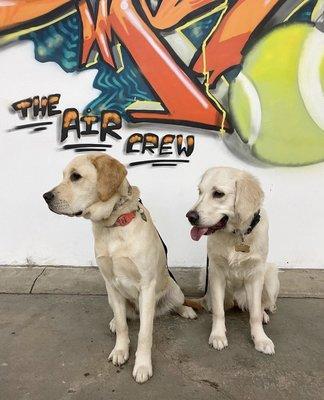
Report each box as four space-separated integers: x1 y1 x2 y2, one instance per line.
139 199 176 282
156 229 177 282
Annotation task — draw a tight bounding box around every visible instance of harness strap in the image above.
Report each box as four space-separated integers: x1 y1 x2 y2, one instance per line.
139 199 176 283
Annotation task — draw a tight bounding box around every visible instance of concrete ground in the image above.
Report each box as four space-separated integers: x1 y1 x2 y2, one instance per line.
0 295 323 400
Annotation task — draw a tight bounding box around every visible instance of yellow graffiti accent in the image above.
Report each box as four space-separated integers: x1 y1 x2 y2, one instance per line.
115 43 125 73
126 100 164 111
175 2 228 51
175 1 229 133
0 9 76 46
85 43 124 71
201 1 228 133
221 74 229 86
86 52 99 68
284 0 311 21
312 0 324 21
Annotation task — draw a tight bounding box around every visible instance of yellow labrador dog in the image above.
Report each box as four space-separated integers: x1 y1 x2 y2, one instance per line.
43 153 196 383
186 167 279 355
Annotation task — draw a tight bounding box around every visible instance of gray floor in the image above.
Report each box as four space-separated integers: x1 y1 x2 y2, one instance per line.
0 295 323 400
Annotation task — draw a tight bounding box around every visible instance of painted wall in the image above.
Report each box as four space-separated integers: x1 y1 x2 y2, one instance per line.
0 1 324 268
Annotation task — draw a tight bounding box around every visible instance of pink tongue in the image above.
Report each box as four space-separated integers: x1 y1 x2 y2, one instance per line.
190 227 209 241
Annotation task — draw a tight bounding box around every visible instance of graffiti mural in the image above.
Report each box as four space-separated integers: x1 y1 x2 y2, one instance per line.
1 0 324 165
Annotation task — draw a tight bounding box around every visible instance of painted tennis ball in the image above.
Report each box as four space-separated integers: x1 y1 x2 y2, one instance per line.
229 23 324 165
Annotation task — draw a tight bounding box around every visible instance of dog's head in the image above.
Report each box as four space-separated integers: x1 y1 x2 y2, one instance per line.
186 167 264 241
43 153 127 217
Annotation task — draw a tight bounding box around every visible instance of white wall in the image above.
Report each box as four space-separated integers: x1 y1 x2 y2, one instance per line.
0 42 323 269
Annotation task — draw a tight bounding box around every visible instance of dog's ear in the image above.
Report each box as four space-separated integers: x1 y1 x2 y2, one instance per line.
92 154 127 202
234 172 264 226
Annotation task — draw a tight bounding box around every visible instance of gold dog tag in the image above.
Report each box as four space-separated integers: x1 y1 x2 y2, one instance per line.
235 243 250 253
235 232 250 253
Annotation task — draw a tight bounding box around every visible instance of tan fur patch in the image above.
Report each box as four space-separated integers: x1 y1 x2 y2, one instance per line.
91 154 127 202
184 298 205 312
234 173 264 226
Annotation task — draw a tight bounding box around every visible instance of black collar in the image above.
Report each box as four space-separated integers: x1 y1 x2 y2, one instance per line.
245 210 261 235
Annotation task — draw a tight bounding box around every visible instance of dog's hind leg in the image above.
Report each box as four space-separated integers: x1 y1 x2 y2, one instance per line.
175 304 197 319
160 277 197 319
262 263 280 314
109 318 116 333
262 310 270 324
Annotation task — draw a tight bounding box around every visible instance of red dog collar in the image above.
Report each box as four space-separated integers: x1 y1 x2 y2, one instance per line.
113 211 136 227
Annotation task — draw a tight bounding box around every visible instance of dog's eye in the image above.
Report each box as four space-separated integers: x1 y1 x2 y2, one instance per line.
70 172 82 182
213 190 224 198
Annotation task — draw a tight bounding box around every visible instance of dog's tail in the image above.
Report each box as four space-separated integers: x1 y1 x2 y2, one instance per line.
184 297 206 312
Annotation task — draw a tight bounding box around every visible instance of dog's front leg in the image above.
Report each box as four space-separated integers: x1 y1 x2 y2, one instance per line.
208 264 228 350
105 280 130 366
133 280 156 384
245 273 275 355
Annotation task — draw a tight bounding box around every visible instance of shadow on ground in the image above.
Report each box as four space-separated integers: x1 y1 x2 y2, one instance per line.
0 296 323 400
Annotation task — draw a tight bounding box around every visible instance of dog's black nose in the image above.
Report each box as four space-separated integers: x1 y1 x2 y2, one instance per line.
186 210 199 225
43 191 54 204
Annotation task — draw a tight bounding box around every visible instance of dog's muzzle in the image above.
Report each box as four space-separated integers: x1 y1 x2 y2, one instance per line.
43 191 82 217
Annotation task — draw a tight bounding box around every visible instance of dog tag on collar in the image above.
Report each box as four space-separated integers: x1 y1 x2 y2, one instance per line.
138 206 147 222
235 233 250 253
235 242 250 253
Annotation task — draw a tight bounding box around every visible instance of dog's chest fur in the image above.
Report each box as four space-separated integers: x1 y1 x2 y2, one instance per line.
207 229 266 280
92 214 167 302
93 217 143 298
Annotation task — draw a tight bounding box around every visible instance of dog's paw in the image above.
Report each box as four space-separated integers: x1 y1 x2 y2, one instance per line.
262 311 270 324
269 304 277 313
179 305 197 320
254 336 275 355
108 347 129 366
209 333 228 350
109 318 116 334
133 363 153 384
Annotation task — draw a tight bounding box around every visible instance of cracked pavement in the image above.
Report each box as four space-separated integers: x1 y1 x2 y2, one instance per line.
0 295 323 400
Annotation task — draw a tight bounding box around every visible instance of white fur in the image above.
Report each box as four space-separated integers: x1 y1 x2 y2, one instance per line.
189 167 279 354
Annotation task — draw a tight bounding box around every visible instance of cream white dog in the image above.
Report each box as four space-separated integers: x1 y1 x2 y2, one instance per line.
186 167 279 355
43 153 196 383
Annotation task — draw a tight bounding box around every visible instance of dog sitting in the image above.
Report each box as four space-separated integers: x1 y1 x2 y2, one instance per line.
186 167 279 354
43 153 196 383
